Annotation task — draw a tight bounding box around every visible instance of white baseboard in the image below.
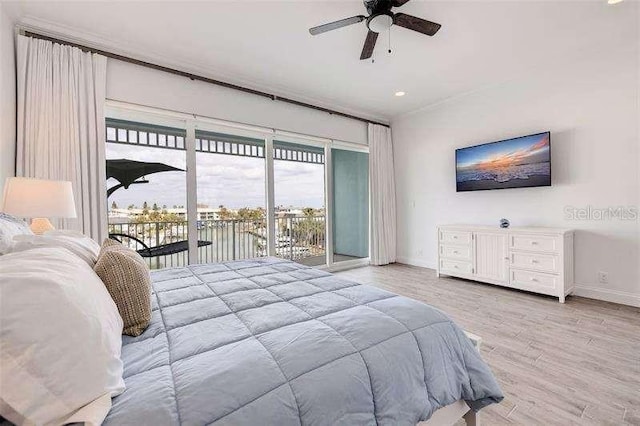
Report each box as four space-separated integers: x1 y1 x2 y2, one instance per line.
396 257 640 308
573 285 640 308
396 256 436 270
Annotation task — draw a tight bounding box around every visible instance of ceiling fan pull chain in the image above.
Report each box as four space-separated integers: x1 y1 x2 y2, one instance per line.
388 28 392 54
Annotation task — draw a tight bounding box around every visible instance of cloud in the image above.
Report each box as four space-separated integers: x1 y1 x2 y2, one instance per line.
106 143 325 209
469 134 550 170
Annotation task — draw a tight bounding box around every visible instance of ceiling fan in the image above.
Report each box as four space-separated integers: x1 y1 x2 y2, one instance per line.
309 0 442 60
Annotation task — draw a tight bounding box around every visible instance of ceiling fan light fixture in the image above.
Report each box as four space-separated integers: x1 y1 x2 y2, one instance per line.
395 91 406 97
367 13 394 33
308 0 442 60
607 0 624 4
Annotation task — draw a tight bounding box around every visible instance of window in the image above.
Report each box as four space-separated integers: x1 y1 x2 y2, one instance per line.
106 119 189 269
195 131 266 263
105 106 370 270
273 141 326 266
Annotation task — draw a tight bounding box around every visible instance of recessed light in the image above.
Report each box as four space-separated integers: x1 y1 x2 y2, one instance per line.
608 0 624 4
395 91 406 97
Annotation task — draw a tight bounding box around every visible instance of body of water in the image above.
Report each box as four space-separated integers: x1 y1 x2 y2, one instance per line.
457 162 551 183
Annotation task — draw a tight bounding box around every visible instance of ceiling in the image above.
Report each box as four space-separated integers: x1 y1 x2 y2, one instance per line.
3 1 638 121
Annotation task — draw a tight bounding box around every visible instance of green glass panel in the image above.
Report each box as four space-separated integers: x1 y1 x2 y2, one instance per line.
332 149 368 260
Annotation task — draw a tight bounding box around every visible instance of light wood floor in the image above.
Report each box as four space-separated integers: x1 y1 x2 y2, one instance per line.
336 263 640 426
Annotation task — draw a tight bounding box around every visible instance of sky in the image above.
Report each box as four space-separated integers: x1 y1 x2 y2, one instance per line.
106 143 325 209
456 132 550 170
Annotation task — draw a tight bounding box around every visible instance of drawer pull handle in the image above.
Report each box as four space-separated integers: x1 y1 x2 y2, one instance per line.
453 236 458 239
453 250 459 254
531 241 538 245
530 277 538 282
531 260 538 264
454 265 459 269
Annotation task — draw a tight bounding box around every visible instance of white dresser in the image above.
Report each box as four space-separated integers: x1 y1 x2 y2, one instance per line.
437 225 574 303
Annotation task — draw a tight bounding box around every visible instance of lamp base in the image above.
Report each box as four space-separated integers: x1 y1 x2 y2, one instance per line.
30 218 55 235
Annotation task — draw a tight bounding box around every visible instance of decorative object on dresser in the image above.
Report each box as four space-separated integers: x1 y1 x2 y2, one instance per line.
1 177 77 234
437 225 574 303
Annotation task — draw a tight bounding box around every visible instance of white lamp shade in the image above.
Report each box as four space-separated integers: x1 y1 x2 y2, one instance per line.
2 177 77 219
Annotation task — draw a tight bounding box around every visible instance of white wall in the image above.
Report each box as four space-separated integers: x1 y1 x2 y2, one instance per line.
107 60 370 145
0 4 15 183
392 42 640 306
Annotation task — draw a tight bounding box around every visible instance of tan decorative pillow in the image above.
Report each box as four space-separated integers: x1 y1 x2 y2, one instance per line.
94 239 152 336
100 237 121 253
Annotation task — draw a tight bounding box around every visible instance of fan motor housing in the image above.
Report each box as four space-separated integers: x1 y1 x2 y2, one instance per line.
364 0 393 15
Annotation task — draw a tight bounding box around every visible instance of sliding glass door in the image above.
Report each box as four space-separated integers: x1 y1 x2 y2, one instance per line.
105 105 369 270
105 119 189 269
195 131 266 263
273 140 326 266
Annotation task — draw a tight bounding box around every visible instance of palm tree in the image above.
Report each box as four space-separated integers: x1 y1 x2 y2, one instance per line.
217 205 234 221
293 214 324 252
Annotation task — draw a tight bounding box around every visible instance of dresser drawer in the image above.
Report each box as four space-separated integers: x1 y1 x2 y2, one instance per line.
510 234 559 253
439 230 472 246
510 269 558 294
439 259 473 275
440 244 472 261
510 252 559 273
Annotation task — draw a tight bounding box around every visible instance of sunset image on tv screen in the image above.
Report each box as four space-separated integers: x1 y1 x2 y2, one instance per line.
456 132 551 191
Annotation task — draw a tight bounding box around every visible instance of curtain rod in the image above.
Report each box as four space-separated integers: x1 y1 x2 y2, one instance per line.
22 30 390 129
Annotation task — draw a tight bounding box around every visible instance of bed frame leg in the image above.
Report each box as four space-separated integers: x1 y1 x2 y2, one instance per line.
463 410 478 426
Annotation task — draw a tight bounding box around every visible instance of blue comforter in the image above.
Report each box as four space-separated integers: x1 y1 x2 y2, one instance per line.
104 258 503 425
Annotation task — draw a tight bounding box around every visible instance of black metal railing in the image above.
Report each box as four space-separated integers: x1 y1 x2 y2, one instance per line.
108 215 326 269
275 216 326 261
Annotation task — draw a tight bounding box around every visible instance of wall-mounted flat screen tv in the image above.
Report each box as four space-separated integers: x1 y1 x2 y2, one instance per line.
456 131 551 192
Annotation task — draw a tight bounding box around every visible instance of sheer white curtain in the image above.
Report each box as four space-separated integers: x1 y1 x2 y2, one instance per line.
368 123 397 265
16 35 108 241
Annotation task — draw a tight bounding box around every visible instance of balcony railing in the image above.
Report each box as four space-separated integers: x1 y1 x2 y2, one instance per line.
275 215 325 262
108 215 326 269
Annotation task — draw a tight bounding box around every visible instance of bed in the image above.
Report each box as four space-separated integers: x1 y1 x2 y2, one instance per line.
103 257 503 425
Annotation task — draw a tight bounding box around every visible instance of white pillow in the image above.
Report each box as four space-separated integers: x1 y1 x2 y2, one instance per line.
45 229 101 257
0 212 32 254
0 247 125 425
11 231 101 267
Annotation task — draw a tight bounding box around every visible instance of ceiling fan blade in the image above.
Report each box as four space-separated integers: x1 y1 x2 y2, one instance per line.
309 15 366 35
360 30 378 60
393 13 441 36
392 0 412 6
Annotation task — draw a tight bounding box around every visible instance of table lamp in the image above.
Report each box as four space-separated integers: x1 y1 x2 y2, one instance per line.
1 177 77 234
